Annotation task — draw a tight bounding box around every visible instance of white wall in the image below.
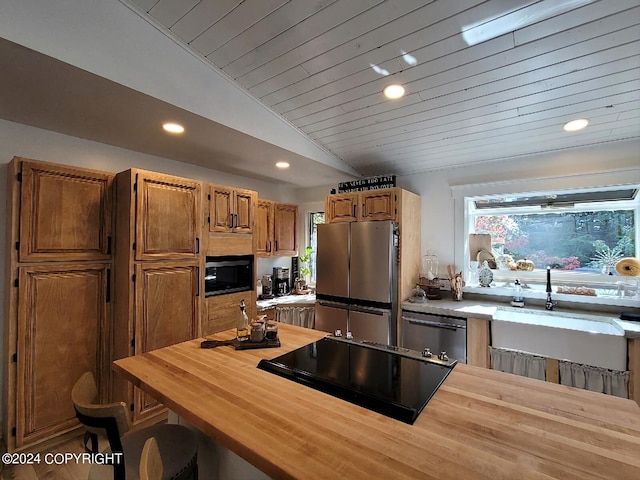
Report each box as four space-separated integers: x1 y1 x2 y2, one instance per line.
392 139 640 278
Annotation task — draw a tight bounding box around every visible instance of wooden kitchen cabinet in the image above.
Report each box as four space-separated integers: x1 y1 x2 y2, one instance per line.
133 261 199 421
260 307 276 322
256 199 274 256
113 169 203 422
17 159 113 262
467 317 490 368
325 188 396 223
133 170 201 260
203 290 257 336
255 200 298 257
209 184 256 234
15 264 110 449
3 157 114 453
274 202 298 256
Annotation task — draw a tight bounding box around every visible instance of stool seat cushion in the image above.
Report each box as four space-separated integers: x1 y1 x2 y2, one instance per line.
89 424 197 480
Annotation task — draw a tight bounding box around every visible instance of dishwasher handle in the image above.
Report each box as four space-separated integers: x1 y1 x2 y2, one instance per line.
402 316 466 331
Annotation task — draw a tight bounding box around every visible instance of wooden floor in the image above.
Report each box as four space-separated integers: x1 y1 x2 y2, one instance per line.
1 433 107 480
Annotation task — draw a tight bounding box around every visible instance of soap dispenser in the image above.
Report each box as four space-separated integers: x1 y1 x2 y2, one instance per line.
511 279 525 307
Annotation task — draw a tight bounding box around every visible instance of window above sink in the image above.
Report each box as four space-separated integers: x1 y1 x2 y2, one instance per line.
463 184 640 305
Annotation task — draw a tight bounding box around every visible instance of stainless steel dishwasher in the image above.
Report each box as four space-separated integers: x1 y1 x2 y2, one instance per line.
401 311 467 363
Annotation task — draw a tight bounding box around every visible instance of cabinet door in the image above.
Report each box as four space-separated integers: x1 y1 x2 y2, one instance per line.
18 160 113 262
134 262 199 421
15 264 109 449
325 193 358 223
256 200 274 256
274 203 298 256
209 185 233 233
233 188 256 234
360 189 396 221
135 173 201 260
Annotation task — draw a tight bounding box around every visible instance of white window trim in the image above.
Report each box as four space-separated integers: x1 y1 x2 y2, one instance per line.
451 169 640 308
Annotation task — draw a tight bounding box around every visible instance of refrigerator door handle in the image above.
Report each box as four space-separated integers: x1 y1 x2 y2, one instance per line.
317 300 349 310
350 305 387 315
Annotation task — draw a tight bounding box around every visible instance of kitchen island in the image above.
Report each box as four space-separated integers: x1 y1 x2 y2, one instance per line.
114 324 640 480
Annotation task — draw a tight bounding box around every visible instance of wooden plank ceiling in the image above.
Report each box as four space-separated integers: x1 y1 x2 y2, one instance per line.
128 0 640 176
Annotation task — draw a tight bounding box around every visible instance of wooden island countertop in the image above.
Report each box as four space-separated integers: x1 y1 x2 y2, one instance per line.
113 324 640 480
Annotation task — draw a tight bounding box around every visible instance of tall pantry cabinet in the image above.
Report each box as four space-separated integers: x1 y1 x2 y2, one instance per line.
3 158 114 452
112 169 201 423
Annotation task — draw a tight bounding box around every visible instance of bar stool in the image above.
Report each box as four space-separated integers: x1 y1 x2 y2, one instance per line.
140 438 163 480
71 372 198 480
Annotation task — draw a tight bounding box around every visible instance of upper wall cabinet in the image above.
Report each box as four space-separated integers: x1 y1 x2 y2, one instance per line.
128 171 201 260
274 202 298 256
209 185 256 234
17 159 113 262
256 199 274 256
255 200 298 257
256 200 298 257
325 189 397 223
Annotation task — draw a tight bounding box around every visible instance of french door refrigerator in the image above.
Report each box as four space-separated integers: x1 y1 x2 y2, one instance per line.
315 221 398 345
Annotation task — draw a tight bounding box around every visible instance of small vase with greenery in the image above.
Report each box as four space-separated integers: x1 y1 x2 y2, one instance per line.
298 246 313 288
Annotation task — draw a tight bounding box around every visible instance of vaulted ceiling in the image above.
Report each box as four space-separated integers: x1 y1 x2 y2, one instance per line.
1 0 638 187
127 0 640 176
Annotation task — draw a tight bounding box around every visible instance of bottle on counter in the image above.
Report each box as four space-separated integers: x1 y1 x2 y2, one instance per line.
236 299 249 342
511 279 525 307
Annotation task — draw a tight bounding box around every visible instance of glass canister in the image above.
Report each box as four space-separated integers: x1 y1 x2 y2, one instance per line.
250 321 264 342
422 250 439 280
265 320 278 341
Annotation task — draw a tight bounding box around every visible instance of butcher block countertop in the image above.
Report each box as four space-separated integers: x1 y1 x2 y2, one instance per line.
113 324 640 480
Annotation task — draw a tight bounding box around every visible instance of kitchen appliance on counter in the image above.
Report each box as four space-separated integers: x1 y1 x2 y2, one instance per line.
204 255 253 297
258 336 456 424
315 221 398 345
273 267 290 296
260 274 274 300
401 311 467 363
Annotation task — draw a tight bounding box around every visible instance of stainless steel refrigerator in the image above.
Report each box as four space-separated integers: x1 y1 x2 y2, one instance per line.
315 221 398 345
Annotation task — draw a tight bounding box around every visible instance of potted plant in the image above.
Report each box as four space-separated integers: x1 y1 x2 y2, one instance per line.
297 246 313 290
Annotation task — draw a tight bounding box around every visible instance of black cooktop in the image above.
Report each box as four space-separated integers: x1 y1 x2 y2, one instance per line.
257 337 456 424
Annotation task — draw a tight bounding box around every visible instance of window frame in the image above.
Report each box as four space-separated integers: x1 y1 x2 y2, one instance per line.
306 211 324 284
462 185 640 301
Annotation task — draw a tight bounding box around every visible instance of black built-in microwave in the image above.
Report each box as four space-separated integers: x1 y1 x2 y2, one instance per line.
204 255 253 297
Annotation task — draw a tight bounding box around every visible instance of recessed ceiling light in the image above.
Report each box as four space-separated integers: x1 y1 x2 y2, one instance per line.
563 119 589 132
162 122 185 134
275 161 290 169
383 84 405 99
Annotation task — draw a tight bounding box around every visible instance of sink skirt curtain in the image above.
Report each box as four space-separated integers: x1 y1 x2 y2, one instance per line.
559 361 629 398
489 347 546 381
275 306 315 329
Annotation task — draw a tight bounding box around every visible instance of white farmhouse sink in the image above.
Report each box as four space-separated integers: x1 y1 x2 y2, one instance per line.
491 307 627 371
